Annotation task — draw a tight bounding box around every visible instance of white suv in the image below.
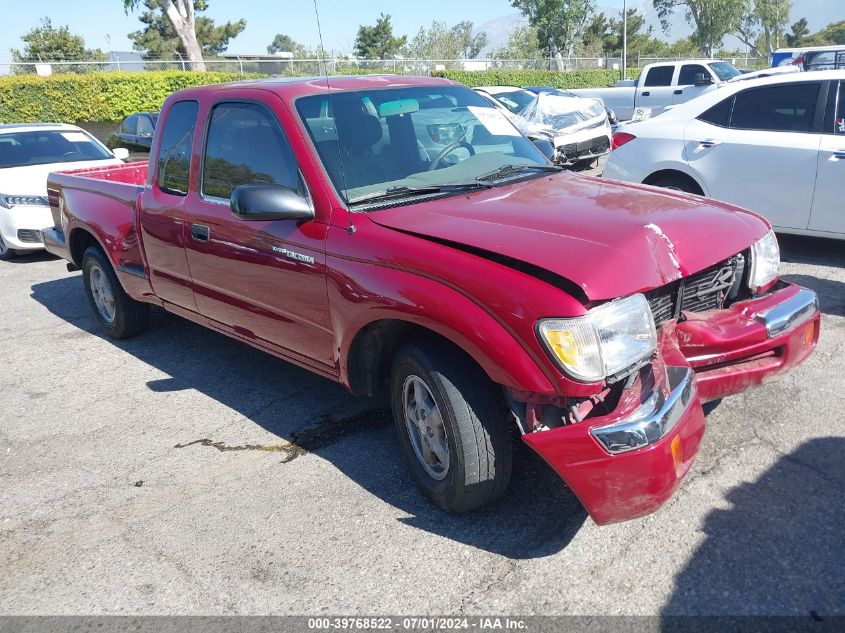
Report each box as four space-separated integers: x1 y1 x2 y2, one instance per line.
604 71 845 240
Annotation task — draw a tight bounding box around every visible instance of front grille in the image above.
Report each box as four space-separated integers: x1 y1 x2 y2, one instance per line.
17 229 43 244
647 254 745 327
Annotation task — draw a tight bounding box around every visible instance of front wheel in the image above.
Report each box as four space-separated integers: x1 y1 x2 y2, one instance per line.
0 234 16 260
390 340 512 513
82 246 150 339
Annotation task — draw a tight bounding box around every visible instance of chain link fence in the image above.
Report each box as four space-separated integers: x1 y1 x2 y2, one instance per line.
1 54 770 77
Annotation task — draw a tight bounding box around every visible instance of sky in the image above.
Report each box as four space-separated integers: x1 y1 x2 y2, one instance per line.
2 0 632 58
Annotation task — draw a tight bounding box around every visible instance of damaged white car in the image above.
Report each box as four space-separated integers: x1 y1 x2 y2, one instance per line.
474 86 612 166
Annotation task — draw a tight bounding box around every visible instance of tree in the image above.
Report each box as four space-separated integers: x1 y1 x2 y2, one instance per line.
10 18 108 63
354 14 407 59
452 21 488 59
786 17 809 47
652 0 747 58
805 20 845 46
124 0 246 70
736 0 791 55
404 20 487 59
511 0 596 69
490 24 544 59
267 34 309 57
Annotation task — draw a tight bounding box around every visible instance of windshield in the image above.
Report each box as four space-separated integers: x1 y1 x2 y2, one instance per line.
296 85 550 205
0 130 112 169
708 62 742 81
488 89 537 114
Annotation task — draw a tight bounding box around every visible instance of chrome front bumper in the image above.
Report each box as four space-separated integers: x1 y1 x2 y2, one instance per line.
591 366 696 455
755 287 819 337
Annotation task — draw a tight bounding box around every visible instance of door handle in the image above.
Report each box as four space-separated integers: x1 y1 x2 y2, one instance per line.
832 151 845 160
697 139 722 149
190 224 210 242
674 89 683 95
642 91 651 97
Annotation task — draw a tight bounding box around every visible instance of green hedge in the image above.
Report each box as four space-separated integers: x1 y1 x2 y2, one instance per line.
0 71 265 123
431 68 634 89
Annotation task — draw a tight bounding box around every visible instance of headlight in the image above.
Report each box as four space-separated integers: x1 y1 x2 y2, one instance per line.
749 230 780 291
0 194 49 209
538 293 658 383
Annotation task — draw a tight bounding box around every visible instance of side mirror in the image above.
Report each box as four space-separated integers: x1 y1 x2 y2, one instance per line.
531 137 555 162
694 73 713 87
230 184 315 222
112 147 130 160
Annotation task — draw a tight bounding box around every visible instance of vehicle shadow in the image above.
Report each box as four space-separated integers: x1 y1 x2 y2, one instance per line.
780 274 845 317
30 274 587 559
662 438 845 618
777 234 845 318
2 251 60 265
779 234 845 270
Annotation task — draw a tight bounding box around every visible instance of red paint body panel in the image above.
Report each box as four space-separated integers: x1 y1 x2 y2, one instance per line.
44 76 821 525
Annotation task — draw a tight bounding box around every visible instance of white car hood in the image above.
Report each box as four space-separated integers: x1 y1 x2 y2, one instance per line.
0 159 124 195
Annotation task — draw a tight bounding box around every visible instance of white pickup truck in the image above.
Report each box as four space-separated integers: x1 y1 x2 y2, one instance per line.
571 60 744 122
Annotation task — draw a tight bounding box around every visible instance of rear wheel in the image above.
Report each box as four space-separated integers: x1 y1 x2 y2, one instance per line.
649 175 701 195
390 339 512 513
82 246 149 339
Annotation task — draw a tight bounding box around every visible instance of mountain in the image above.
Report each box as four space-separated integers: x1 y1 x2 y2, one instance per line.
475 2 844 57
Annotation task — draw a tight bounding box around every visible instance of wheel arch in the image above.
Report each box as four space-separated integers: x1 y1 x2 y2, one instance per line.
346 319 491 398
68 226 108 268
643 169 707 196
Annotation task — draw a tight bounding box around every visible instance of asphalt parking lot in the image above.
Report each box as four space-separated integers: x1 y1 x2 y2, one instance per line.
1 227 843 615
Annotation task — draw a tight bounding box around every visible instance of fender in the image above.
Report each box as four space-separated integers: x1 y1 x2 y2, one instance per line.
329 256 558 396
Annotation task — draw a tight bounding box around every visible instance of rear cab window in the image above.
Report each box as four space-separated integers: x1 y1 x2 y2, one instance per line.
121 116 138 135
201 102 300 201
156 100 199 196
643 65 675 87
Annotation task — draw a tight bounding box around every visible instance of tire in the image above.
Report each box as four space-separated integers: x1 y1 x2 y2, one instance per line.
81 246 150 339
0 234 16 260
650 175 700 195
390 339 513 513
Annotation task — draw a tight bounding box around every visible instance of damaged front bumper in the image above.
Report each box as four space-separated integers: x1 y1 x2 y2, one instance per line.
520 281 820 526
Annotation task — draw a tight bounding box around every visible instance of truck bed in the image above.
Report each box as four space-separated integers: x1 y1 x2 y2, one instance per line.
46 161 150 278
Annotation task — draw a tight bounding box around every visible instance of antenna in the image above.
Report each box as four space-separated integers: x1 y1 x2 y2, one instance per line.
312 0 356 234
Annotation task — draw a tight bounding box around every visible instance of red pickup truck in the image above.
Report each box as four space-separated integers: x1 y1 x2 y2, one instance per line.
44 75 820 525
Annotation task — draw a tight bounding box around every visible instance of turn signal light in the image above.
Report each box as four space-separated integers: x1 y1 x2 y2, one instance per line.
611 132 637 151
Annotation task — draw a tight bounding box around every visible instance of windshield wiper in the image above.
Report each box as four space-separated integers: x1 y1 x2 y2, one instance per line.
348 182 493 205
476 163 563 182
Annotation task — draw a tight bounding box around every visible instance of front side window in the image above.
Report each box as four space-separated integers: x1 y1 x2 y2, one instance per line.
644 66 674 87
678 64 708 86
836 82 845 135
202 102 299 200
0 129 112 169
157 100 198 196
698 97 734 127
296 85 549 205
730 83 821 133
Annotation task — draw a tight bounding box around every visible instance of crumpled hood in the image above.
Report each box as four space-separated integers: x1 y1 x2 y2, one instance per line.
0 159 124 195
368 173 768 302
